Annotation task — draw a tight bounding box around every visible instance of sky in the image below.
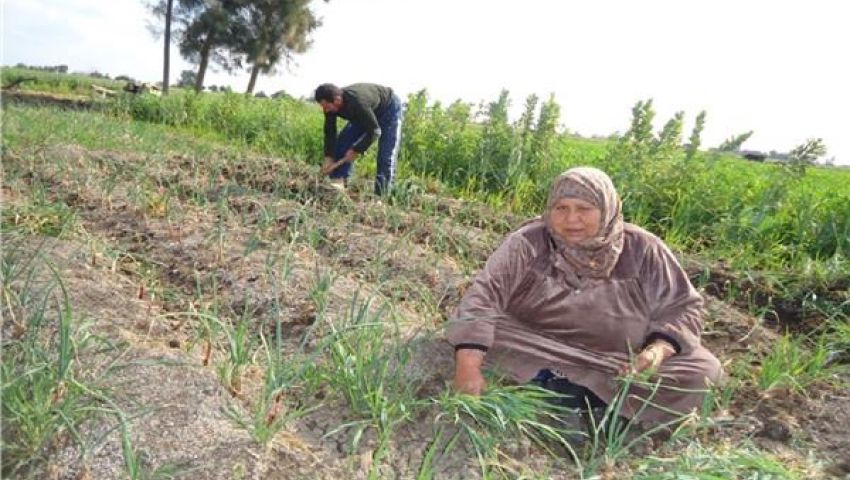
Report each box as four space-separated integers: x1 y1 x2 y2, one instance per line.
3 0 849 165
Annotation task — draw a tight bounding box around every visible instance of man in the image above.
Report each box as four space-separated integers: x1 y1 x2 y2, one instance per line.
315 83 403 195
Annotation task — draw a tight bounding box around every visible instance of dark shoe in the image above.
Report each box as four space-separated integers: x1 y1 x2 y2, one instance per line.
532 369 606 410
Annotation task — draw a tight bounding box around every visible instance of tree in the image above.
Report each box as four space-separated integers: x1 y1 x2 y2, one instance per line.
147 0 327 94
162 0 174 94
176 69 197 88
148 0 191 93
787 138 826 175
718 130 753 152
239 0 323 95
181 0 250 92
148 0 249 92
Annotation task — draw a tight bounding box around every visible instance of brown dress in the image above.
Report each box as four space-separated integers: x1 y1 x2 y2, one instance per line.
446 219 723 425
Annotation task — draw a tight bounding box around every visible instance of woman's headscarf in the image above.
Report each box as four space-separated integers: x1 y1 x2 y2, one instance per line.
544 167 624 278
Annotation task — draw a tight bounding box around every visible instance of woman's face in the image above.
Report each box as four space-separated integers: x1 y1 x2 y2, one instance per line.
548 197 603 245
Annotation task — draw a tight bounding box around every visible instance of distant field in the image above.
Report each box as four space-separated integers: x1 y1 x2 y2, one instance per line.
1 66 128 95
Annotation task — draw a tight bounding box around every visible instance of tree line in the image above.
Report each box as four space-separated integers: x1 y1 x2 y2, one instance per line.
148 0 325 94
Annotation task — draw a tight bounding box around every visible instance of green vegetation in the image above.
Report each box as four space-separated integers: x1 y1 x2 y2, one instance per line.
718 130 754 152
108 90 323 158
757 332 836 393
0 241 93 475
432 385 578 476
316 294 426 475
1 66 125 96
632 440 807 479
0 238 141 478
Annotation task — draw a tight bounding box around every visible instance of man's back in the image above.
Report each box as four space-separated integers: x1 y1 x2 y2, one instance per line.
337 83 395 122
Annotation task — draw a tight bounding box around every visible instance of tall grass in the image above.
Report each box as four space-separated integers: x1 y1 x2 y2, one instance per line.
108 90 323 161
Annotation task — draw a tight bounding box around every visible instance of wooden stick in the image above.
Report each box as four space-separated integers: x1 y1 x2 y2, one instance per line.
320 158 349 176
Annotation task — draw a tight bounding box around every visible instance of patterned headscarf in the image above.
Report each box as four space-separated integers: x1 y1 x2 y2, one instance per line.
544 167 625 278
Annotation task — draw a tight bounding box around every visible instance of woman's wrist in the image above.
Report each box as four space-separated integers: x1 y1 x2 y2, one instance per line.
456 347 485 362
455 348 485 372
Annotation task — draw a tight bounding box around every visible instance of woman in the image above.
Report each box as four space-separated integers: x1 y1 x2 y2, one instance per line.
447 167 722 425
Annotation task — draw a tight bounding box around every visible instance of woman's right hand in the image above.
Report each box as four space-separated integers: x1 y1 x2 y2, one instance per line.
453 349 486 395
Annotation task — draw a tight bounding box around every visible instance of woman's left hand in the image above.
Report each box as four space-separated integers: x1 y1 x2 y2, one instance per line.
621 340 676 376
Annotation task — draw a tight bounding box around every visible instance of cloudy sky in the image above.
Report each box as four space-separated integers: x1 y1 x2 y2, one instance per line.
3 0 848 164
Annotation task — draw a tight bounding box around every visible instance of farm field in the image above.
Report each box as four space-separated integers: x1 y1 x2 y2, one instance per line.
2 73 849 479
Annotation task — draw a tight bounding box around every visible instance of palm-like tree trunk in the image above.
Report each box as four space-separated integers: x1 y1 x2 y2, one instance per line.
162 0 174 94
245 63 261 94
194 35 213 92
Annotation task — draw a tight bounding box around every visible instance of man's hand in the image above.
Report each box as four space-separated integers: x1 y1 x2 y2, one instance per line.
453 349 486 395
320 156 337 175
620 340 676 376
342 149 359 163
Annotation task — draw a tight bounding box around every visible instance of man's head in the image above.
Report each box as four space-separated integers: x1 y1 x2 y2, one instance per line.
315 83 343 113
